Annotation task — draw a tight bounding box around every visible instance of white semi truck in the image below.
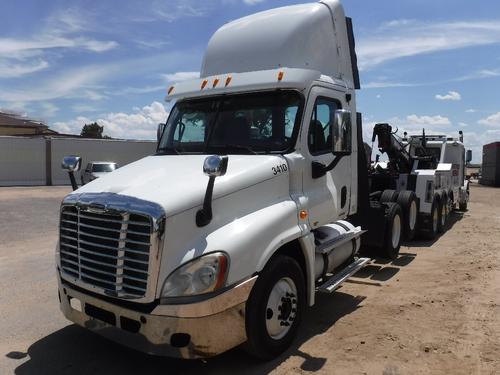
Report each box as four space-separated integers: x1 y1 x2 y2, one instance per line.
56 0 469 359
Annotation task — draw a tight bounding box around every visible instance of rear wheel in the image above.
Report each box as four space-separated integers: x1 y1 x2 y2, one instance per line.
397 191 418 241
244 255 305 360
437 197 447 233
422 198 439 240
459 200 468 211
380 189 398 203
378 203 402 259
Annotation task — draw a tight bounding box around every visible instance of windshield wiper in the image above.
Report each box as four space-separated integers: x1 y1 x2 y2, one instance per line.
210 144 258 155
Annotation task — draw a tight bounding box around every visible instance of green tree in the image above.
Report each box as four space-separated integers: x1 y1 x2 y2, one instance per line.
80 122 104 138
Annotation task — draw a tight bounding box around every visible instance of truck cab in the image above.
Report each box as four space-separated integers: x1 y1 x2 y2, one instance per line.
57 0 403 359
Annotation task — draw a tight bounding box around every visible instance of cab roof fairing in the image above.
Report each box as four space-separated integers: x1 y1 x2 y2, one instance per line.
164 68 324 102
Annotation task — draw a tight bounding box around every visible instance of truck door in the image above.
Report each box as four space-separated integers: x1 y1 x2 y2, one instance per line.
301 87 353 228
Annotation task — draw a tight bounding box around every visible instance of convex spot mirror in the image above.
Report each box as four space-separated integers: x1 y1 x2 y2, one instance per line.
331 109 352 155
62 156 82 172
203 155 228 177
466 150 472 163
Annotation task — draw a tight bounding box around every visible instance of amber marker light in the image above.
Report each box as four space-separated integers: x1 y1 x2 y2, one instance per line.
201 79 208 89
225 76 232 86
167 86 174 95
299 210 308 220
213 78 220 88
277 71 284 81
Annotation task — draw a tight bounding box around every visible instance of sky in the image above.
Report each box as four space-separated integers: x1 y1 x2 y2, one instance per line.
1 0 500 162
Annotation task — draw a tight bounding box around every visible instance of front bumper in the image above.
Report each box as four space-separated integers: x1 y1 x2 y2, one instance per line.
58 275 256 359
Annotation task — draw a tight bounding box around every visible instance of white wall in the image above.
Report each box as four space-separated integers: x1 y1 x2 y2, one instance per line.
0 136 156 186
51 138 156 185
0 137 46 185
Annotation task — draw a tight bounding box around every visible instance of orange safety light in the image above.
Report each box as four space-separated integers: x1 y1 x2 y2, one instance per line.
201 79 208 89
299 210 308 220
213 78 220 88
167 86 174 95
277 71 284 81
225 75 232 86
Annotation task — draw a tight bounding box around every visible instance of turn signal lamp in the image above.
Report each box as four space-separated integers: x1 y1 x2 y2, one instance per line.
201 79 208 89
299 210 308 220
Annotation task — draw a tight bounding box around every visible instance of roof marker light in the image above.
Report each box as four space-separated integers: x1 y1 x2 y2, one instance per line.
167 86 175 95
201 79 208 89
213 78 220 88
225 76 232 87
277 71 284 81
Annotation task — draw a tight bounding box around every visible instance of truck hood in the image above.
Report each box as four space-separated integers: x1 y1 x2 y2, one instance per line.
75 154 288 216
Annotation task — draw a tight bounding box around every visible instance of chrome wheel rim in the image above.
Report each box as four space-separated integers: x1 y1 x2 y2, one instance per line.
265 277 298 340
409 201 417 231
392 214 401 248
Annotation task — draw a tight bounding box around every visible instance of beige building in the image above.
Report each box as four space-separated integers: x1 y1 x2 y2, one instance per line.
0 111 58 136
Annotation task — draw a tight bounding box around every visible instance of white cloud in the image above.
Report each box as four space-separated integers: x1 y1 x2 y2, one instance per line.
0 59 49 78
458 122 469 127
363 81 422 89
149 1 208 22
466 109 476 113
243 0 266 4
435 91 461 101
405 114 452 127
357 20 500 70
376 94 381 99
478 112 500 127
39 102 59 118
455 67 500 81
161 71 199 82
53 101 168 139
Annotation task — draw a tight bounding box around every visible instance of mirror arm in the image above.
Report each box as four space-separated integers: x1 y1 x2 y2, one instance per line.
196 176 216 227
312 155 345 179
68 171 78 191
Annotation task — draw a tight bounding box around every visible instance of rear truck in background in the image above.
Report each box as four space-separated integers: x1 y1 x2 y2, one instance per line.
369 124 471 240
56 0 453 360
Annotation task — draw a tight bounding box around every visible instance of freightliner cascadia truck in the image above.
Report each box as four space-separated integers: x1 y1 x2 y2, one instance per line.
57 0 470 359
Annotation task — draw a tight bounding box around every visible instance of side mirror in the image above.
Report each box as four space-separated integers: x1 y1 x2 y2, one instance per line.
331 109 352 155
61 156 82 191
197 155 229 227
157 123 166 143
203 155 228 177
466 150 472 163
62 156 82 172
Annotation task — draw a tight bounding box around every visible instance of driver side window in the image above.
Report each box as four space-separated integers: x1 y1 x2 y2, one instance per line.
308 98 339 155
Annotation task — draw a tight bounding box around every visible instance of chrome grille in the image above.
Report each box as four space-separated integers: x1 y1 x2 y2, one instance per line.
59 205 153 298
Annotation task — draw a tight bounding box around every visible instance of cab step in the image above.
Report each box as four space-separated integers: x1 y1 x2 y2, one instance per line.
318 257 371 293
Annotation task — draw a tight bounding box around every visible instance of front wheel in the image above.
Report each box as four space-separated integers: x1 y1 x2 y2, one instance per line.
244 255 305 360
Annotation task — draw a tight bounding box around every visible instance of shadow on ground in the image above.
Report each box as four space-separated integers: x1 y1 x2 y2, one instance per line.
7 292 365 375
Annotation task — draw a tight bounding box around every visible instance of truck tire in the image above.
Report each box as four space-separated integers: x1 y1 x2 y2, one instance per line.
244 255 305 360
380 189 398 203
379 203 402 259
397 191 418 241
422 198 439 240
437 196 447 233
459 200 468 211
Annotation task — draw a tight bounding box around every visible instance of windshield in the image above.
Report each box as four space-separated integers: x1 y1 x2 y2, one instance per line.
92 164 116 172
157 91 303 154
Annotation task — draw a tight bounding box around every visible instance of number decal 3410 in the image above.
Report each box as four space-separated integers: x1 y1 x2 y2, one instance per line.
272 164 288 175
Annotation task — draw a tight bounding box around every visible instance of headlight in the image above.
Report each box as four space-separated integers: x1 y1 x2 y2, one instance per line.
160 252 228 299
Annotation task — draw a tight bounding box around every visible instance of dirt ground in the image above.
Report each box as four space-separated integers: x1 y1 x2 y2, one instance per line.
0 184 499 375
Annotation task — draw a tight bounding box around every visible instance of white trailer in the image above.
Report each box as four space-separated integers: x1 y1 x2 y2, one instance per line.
55 0 436 359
